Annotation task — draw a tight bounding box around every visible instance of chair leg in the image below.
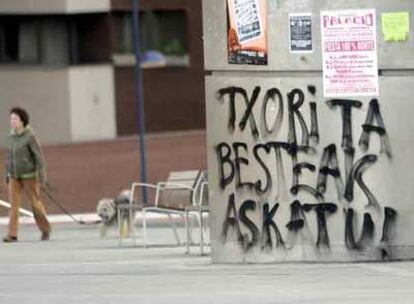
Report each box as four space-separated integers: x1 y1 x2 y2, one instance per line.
202 213 209 236
118 206 123 247
129 208 136 247
185 211 190 254
188 214 196 245
194 212 202 229
142 209 147 248
200 211 204 255
168 213 181 246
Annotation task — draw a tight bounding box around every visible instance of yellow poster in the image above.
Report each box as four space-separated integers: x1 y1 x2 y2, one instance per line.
381 12 410 42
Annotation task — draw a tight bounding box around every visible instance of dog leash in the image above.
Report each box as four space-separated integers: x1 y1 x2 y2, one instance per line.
41 184 101 225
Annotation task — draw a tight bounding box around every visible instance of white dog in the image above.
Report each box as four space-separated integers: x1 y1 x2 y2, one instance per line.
96 190 134 238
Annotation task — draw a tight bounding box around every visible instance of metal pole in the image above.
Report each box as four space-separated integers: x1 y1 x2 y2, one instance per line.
132 0 148 204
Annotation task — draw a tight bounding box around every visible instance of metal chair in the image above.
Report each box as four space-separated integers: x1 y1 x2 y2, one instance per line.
117 182 157 246
185 181 209 255
141 170 205 247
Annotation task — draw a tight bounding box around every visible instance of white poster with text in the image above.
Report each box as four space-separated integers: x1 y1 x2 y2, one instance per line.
321 9 379 97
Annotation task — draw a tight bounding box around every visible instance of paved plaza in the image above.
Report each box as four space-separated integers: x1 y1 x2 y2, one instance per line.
0 219 412 304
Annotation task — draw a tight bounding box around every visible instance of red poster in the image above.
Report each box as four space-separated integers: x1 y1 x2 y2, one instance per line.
227 0 268 65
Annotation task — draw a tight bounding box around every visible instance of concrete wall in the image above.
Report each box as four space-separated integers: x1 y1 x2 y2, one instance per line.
68 66 116 142
206 75 414 263
203 0 414 71
0 68 72 145
0 0 110 14
204 0 414 263
0 66 117 147
66 0 110 13
0 0 66 14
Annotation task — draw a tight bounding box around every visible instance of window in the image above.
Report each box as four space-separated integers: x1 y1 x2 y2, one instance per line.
68 14 111 65
141 10 188 57
114 13 134 54
0 20 19 62
114 10 189 66
0 14 111 66
0 17 41 64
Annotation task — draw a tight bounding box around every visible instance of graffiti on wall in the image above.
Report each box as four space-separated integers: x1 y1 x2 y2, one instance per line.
214 85 397 259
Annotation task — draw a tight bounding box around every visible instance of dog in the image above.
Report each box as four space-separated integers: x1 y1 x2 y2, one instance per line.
96 190 135 238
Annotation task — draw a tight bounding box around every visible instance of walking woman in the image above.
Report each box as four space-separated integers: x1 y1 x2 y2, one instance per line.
3 107 51 242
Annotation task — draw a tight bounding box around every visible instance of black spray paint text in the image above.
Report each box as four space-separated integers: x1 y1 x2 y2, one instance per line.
215 85 396 256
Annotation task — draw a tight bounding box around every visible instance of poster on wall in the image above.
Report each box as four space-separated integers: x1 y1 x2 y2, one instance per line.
227 0 268 65
381 12 410 42
289 13 313 53
321 9 379 97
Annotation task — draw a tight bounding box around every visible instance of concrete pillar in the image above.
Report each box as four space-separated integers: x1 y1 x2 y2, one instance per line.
203 0 414 263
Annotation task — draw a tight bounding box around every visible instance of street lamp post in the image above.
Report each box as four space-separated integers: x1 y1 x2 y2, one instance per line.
132 0 148 204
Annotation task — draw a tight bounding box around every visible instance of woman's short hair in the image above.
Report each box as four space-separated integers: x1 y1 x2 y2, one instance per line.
10 107 30 127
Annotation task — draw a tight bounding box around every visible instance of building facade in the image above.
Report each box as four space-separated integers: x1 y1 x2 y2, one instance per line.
0 0 205 145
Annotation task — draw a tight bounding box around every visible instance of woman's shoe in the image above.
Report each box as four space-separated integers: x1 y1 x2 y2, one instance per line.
41 231 50 241
3 235 18 243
